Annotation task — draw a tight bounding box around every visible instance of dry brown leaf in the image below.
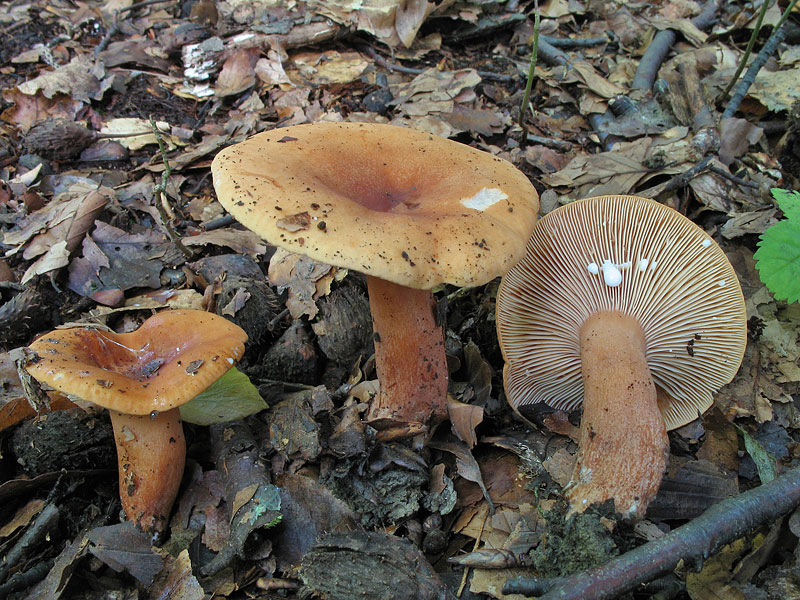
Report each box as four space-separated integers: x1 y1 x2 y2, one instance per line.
719 117 764 166
182 228 267 258
542 447 575 488
447 395 484 449
289 50 369 85
0 89 83 133
0 499 46 538
268 247 336 319
18 54 106 103
149 549 204 600
255 51 292 86
215 48 260 97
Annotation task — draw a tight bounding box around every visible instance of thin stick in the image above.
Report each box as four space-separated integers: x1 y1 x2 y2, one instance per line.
504 466 800 600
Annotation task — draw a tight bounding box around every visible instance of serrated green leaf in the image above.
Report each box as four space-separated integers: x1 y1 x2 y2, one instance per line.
755 219 800 304
755 188 800 304
734 423 777 484
179 367 267 425
771 188 800 220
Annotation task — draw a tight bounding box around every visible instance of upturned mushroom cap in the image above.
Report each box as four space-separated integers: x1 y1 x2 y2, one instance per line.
27 309 247 415
497 195 747 430
211 122 539 289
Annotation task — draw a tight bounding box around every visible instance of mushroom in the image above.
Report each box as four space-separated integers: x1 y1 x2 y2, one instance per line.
26 309 247 535
496 195 747 518
212 122 538 436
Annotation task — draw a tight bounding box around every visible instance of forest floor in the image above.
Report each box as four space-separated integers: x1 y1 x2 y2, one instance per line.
1 1 800 599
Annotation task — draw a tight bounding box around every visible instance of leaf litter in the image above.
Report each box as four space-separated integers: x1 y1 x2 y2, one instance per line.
0 0 800 599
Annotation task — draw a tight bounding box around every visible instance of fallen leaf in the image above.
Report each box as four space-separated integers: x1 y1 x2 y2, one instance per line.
448 395 484 448
18 54 106 103
149 549 205 600
215 48 260 97
183 227 267 258
88 521 165 586
268 247 337 319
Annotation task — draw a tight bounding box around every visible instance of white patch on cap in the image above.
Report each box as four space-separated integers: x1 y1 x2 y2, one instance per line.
638 258 649 271
701 239 712 248
587 262 599 274
460 187 508 211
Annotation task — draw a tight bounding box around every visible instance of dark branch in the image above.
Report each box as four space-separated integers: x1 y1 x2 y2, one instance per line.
504 467 800 600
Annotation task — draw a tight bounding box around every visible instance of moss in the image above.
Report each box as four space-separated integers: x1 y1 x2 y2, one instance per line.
529 502 620 578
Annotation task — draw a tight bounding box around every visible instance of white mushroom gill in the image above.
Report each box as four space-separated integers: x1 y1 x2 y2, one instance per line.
460 187 508 211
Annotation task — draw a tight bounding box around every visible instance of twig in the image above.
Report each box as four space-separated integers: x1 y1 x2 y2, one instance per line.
202 214 236 231
541 35 608 48
708 164 760 189
0 558 56 598
637 155 713 198
504 466 800 600
632 0 719 91
0 504 60 583
536 38 568 66
719 0 773 102
149 116 193 261
720 2 796 120
358 45 514 83
527 134 572 152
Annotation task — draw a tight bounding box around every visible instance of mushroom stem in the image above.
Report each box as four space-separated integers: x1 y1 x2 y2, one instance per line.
567 311 669 519
364 275 448 434
110 408 186 536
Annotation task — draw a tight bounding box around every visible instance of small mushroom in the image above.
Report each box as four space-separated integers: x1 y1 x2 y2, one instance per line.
496 195 747 519
212 122 539 437
26 309 247 536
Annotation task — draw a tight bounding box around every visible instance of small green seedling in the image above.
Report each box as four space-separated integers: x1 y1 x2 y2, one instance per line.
754 188 800 304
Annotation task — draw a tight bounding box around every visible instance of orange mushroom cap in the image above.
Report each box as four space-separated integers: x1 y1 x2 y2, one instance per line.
497 195 747 430
26 309 248 414
211 122 539 289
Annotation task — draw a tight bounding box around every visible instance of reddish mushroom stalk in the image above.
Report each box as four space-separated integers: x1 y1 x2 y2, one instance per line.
364 276 448 431
566 311 669 516
111 408 186 533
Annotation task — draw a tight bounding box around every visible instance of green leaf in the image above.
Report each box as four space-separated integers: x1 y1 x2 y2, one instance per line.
754 188 800 304
772 187 800 220
734 423 777 484
179 367 266 425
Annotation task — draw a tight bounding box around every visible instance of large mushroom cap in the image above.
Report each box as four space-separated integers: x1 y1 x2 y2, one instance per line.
27 309 247 415
211 122 539 289
497 195 747 430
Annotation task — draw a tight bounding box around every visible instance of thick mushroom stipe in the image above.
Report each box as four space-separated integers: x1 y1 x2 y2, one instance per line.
567 311 669 517
26 310 247 535
365 276 448 431
112 408 186 534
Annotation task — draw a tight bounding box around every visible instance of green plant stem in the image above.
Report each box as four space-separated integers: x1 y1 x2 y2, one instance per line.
720 0 773 101
720 0 798 102
518 3 540 129
149 115 193 260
